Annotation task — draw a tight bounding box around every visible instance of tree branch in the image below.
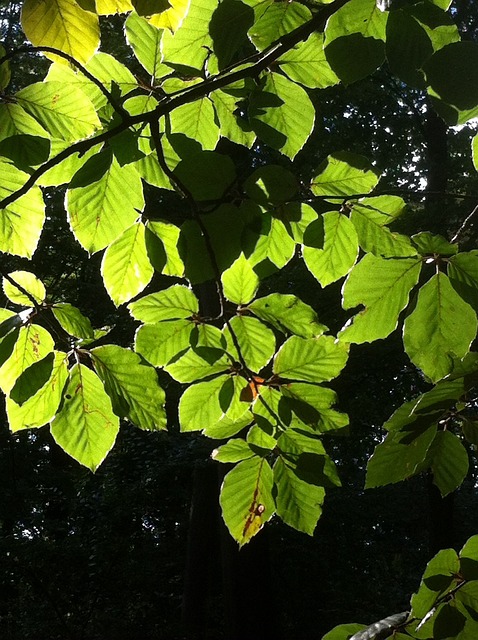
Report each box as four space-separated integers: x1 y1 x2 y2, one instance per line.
0 0 351 211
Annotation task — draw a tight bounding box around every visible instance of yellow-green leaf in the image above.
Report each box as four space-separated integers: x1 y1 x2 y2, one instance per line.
21 0 100 64
50 364 120 471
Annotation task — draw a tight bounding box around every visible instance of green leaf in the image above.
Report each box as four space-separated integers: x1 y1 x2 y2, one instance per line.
95 0 133 14
244 165 298 206
129 285 198 322
203 375 253 438
0 44 11 90
148 0 190 31
0 102 50 144
3 271 46 306
135 319 195 366
459 536 478 581
325 33 385 85
0 162 45 258
125 11 170 79
179 204 244 284
411 548 460 618
210 90 255 148
220 457 275 546
0 324 54 394
50 364 120 471
324 0 386 84
429 431 469 497
274 429 339 535
212 438 255 463
321 624 366 640
38 139 102 187
385 7 433 88
350 196 416 257
448 251 478 312
161 0 214 71
279 32 339 89
0 310 25 342
179 374 229 432
21 0 100 64
101 222 154 306
273 335 349 383
169 97 220 150
252 386 287 436
248 293 327 338
326 0 387 42
413 232 458 256
174 151 236 201
16 82 100 142
210 0 254 69
282 382 349 434
424 42 478 112
132 0 170 17
165 346 230 383
224 315 276 372
302 212 359 287
311 152 379 200
250 72 315 159
91 345 167 431
86 52 138 107
146 221 184 277
365 425 437 489
473 133 478 172
245 213 296 270
52 303 94 340
248 0 311 51
221 254 259 305
67 153 144 253
403 273 478 382
6 351 69 432
383 378 464 434
340 255 422 344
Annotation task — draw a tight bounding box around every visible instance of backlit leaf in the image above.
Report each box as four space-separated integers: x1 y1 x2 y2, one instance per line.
224 315 276 372
67 153 144 253
101 222 154 306
311 152 379 200
0 162 45 258
221 254 259 305
340 255 422 343
7 351 69 432
251 72 315 159
248 293 327 338
3 271 46 306
135 319 194 366
273 335 349 383
220 456 275 546
52 303 94 340
21 0 100 64
303 212 359 287
50 364 120 471
91 344 167 431
0 324 54 394
403 273 478 382
129 285 197 323
16 82 100 142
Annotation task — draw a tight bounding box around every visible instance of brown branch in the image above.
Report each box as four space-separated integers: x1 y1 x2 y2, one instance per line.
451 202 478 243
0 0 351 212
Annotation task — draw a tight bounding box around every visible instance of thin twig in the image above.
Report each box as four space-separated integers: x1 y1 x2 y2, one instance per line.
451 202 478 243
